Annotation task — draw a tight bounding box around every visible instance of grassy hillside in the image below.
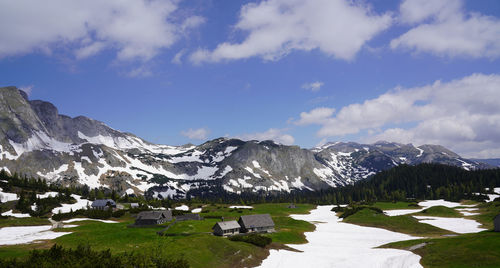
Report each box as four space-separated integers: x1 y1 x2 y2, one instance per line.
383 231 500 268
0 203 315 268
413 206 463 218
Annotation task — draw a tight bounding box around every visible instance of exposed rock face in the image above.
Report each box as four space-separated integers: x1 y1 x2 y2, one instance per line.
0 87 489 198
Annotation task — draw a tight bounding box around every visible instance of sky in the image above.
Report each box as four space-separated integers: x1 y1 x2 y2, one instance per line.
0 0 500 158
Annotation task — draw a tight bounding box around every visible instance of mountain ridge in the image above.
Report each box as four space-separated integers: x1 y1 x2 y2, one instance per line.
0 87 490 199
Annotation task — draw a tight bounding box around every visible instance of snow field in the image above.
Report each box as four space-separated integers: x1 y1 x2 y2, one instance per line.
259 205 422 268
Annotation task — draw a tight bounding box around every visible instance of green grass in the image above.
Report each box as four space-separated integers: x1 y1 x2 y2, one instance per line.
343 208 453 237
0 217 50 228
470 201 500 230
413 206 463 218
383 231 500 268
372 201 421 210
0 203 316 268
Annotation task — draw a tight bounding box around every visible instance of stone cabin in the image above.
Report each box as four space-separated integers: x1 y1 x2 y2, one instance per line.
176 213 203 221
238 214 275 233
135 211 172 226
212 220 241 236
288 204 297 209
495 214 500 232
91 199 116 210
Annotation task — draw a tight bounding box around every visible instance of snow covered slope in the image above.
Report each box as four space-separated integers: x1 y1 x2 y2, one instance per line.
0 87 488 198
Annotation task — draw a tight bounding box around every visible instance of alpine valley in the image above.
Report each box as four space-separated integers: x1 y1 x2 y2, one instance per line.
0 87 489 199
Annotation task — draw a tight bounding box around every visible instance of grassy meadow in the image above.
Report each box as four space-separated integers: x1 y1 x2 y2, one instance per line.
0 203 315 268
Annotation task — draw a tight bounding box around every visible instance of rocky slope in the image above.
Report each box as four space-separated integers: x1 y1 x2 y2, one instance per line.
0 87 488 198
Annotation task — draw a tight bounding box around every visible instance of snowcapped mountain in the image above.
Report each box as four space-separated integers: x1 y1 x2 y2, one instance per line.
0 87 489 198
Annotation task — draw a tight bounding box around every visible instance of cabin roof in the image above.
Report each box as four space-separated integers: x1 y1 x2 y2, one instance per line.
136 210 171 220
239 214 274 228
213 220 240 230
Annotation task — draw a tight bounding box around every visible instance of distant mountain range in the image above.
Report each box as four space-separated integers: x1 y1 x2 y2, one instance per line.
471 158 500 167
0 87 492 198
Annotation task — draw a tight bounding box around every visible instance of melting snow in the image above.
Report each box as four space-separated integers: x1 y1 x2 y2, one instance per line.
413 216 485 234
259 206 422 268
175 205 189 211
191 208 202 213
52 195 90 214
416 148 424 157
1 210 30 218
62 218 118 224
229 205 253 209
245 167 262 178
0 225 71 245
384 199 477 216
0 188 18 202
37 192 59 199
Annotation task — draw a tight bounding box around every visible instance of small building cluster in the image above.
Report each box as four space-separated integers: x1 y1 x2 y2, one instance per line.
212 214 275 236
135 211 172 226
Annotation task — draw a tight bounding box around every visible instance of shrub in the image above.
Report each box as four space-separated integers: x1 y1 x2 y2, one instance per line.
229 234 272 248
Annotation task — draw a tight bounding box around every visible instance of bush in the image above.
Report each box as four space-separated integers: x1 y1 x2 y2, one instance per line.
112 210 125 218
0 244 189 268
229 234 272 248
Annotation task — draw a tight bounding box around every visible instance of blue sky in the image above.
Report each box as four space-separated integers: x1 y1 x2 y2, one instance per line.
1 0 500 158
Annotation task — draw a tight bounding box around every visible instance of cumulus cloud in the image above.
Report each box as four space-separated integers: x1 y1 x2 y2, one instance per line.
295 107 335 125
181 128 210 140
302 81 324 92
296 73 500 157
189 0 392 64
391 0 500 59
236 128 295 145
0 0 204 62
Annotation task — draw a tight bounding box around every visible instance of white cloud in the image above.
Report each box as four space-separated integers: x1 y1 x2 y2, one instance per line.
391 0 500 59
302 81 324 92
181 128 210 140
126 66 153 78
189 0 392 64
295 107 335 125
296 73 500 157
171 49 185 64
236 128 295 145
19 85 34 96
0 0 204 62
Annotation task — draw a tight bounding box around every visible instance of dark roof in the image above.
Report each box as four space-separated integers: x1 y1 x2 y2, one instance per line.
239 214 274 228
91 199 116 207
176 213 202 221
213 220 240 230
136 210 171 220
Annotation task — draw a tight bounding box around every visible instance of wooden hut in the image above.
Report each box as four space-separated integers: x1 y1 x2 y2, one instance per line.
238 214 275 233
134 210 172 226
212 220 241 236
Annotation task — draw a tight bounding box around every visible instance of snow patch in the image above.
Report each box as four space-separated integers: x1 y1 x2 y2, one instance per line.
52 195 90 214
62 218 118 224
259 206 422 268
0 188 19 202
413 216 485 234
1 210 30 218
0 225 71 245
175 205 189 211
